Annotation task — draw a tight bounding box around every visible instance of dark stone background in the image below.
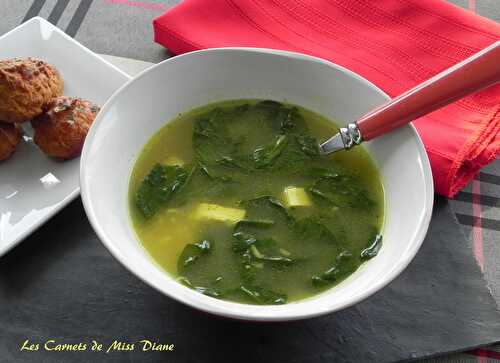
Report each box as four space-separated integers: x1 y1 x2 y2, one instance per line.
1 196 499 362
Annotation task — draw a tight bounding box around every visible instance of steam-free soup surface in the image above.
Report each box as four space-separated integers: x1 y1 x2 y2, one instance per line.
130 100 384 305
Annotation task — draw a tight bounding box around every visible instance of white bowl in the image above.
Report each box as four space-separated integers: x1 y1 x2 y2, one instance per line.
80 48 433 321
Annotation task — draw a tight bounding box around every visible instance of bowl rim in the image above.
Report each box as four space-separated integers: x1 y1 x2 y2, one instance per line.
80 47 434 321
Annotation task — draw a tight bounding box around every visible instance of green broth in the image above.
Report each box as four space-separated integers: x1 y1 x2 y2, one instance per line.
129 100 384 304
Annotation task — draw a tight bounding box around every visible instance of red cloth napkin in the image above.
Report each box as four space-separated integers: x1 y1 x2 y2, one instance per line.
153 0 500 197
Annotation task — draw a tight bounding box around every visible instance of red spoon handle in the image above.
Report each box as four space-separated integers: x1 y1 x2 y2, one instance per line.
357 41 500 141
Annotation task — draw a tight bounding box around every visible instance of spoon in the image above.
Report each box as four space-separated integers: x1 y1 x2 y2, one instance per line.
320 41 500 154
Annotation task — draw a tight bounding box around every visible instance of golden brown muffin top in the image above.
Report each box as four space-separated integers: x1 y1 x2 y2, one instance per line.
0 57 58 88
42 96 100 123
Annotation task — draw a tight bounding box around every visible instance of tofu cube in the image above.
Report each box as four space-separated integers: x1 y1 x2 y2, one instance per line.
283 187 312 208
193 203 246 224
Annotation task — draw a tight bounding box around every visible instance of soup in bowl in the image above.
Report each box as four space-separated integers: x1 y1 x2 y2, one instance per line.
129 99 384 305
80 48 433 320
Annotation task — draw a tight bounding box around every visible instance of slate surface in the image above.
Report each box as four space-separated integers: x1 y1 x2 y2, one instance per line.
1 197 499 363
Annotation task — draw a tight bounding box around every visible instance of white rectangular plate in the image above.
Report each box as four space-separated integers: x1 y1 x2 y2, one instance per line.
0 17 130 256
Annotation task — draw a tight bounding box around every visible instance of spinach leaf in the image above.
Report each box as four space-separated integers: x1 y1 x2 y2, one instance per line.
238 249 259 283
167 166 239 206
251 135 318 172
239 285 287 305
292 217 337 245
232 231 257 253
236 218 275 228
192 102 319 177
233 232 293 264
249 238 294 264
302 166 345 179
232 229 294 290
281 107 308 135
297 134 320 156
215 155 249 170
177 240 213 272
236 196 292 241
255 100 307 135
360 234 383 260
177 276 222 298
255 100 293 134
193 286 222 298
235 219 276 228
135 164 189 218
311 250 356 287
253 135 288 168
250 101 318 171
239 195 291 222
193 108 258 181
193 109 241 178
256 100 284 108
310 174 375 209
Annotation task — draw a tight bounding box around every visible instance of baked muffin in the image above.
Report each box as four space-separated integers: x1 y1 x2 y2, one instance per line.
32 96 100 160
0 122 22 161
0 57 64 123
